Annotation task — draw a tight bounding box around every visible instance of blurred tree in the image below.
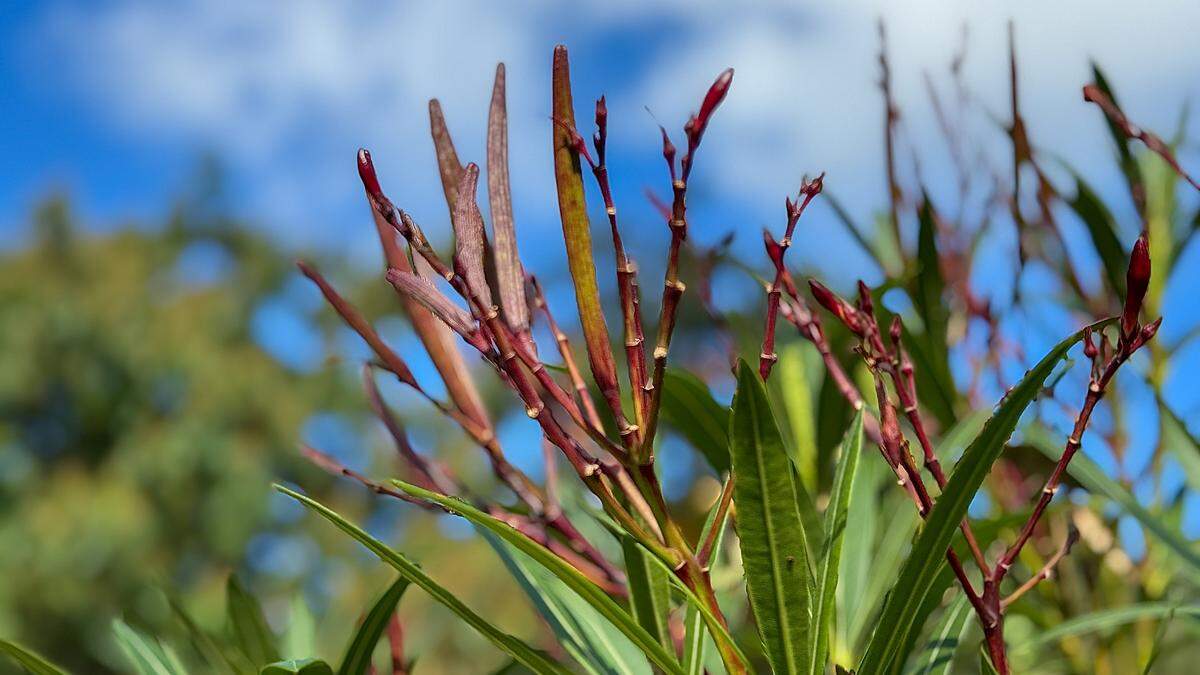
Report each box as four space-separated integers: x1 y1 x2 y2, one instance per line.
0 189 355 671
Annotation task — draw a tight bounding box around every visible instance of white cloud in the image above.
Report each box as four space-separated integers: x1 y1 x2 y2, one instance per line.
30 0 1200 272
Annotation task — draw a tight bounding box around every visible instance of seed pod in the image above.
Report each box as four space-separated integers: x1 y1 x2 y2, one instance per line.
386 269 476 337
487 63 529 335
452 164 493 307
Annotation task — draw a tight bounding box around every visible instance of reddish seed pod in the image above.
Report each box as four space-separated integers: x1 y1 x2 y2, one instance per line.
1121 233 1151 339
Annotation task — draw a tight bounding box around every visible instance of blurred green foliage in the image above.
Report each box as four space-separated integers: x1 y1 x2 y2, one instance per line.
0 193 354 671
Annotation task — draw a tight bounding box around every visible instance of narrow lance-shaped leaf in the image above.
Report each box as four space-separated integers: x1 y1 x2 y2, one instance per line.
484 530 651 675
228 575 281 667
386 480 685 675
660 368 730 474
601 518 752 672
1011 602 1200 657
1065 172 1127 297
274 485 571 675
551 44 622 416
1090 62 1143 209
683 484 734 675
338 577 410 675
167 592 251 674
621 538 673 659
908 196 957 427
857 319 1111 675
809 409 863 675
488 62 528 334
112 618 189 675
778 342 819 494
912 595 972 675
1026 424 1200 580
730 360 812 675
264 659 335 675
0 639 68 675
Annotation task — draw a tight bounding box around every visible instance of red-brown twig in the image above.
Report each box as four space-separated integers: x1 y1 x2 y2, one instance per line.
1083 85 1200 193
529 274 605 433
641 68 734 460
359 147 672 563
759 175 824 379
587 98 652 429
1001 525 1079 610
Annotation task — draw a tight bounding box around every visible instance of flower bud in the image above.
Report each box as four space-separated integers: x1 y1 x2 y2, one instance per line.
856 280 874 315
693 68 734 141
1082 326 1098 360
809 279 864 335
357 148 382 198
1121 233 1151 340
1139 316 1162 344
763 230 785 268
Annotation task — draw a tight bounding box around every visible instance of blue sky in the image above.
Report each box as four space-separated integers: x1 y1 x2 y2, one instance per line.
4 1 1200 542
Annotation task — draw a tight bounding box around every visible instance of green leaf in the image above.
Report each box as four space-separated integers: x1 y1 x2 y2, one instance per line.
262 659 334 675
838 449 886 660
281 595 317 662
1158 397 1200 493
906 197 957 427
227 575 281 667
661 369 731 474
913 596 972 675
1140 604 1177 674
485 529 650 675
112 618 189 675
858 320 1108 675
1026 425 1200 579
809 410 863 675
385 481 684 675
167 593 250 674
683 486 733 675
621 538 673 658
1090 62 1143 208
978 647 1001 675
729 360 812 674
274 485 572 675
0 639 68 675
778 343 820 493
1065 173 1128 297
586 508 752 671
1011 603 1199 657
337 577 409 675
883 565 956 675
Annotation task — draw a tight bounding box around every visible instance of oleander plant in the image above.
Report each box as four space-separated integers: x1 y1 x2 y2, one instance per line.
6 34 1200 675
